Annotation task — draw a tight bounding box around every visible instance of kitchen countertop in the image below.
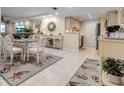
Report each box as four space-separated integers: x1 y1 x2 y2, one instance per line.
104 37 124 40
98 37 124 43
98 36 124 40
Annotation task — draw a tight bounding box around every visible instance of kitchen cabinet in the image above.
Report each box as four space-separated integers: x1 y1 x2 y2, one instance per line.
106 11 118 26
119 8 124 24
121 13 124 24
65 17 81 33
100 17 106 35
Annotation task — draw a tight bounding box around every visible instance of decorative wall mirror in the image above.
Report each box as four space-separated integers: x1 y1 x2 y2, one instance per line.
47 22 56 31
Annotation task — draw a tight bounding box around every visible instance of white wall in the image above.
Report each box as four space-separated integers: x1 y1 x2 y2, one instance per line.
7 20 34 33
80 22 85 35
80 20 98 47
0 7 1 22
8 23 15 33
7 16 80 51
39 16 65 35
7 17 98 50
39 16 79 51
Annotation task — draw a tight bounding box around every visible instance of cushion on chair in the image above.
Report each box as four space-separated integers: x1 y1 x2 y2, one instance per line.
27 47 43 53
12 47 23 53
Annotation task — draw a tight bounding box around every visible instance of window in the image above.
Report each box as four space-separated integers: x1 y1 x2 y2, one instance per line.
0 24 6 33
16 22 25 33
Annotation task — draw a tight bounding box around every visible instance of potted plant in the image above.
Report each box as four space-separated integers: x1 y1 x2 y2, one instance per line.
20 27 33 38
103 57 124 85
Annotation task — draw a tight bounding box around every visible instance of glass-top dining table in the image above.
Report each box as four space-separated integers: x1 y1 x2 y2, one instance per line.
12 38 38 63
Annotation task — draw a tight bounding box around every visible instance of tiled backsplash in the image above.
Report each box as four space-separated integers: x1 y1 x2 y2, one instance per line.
109 32 124 38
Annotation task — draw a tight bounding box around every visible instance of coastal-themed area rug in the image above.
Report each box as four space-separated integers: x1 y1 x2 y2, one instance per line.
0 53 63 86
67 59 100 86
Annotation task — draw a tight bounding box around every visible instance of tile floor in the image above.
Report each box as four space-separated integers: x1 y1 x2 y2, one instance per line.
0 47 100 86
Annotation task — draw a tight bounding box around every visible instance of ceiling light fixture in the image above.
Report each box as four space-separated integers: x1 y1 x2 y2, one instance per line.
55 12 59 15
42 16 46 18
1 16 4 22
52 7 59 16
49 14 52 17
1 16 10 23
88 13 93 19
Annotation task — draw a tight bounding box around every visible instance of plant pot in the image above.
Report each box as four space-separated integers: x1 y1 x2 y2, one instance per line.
109 74 122 85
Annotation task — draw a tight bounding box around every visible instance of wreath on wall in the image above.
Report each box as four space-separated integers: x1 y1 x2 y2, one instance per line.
47 22 56 31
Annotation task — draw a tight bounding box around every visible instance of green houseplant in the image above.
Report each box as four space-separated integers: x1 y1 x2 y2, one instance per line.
20 27 33 38
103 57 124 84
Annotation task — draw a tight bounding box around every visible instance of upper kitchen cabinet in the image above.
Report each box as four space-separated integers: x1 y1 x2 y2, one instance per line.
65 17 81 33
99 16 107 35
106 11 118 26
120 8 124 24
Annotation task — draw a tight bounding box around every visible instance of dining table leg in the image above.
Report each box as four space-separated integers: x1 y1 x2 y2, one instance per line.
21 43 28 64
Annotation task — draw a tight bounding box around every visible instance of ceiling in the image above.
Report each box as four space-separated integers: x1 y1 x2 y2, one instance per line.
1 7 119 21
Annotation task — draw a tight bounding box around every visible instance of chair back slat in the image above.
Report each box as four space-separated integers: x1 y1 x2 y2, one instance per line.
0 35 5 60
4 35 13 53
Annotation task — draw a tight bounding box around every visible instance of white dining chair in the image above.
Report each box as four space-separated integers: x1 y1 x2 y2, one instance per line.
28 34 41 48
0 35 6 61
28 34 41 40
27 37 47 65
4 35 23 65
6 34 14 40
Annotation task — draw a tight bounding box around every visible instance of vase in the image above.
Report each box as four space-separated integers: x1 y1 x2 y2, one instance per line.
109 74 122 85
